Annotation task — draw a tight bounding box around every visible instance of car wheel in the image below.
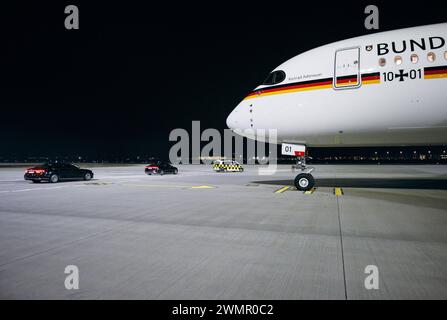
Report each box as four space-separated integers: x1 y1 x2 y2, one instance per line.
84 172 92 181
49 174 59 183
159 170 164 176
174 169 178 175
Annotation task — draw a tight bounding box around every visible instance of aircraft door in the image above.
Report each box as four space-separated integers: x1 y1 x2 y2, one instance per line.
333 47 360 89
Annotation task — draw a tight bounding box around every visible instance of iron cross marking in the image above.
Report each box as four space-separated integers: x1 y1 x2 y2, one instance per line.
395 69 409 82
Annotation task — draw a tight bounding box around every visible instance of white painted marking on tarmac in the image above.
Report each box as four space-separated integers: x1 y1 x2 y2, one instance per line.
122 183 215 189
0 184 88 194
11 186 65 193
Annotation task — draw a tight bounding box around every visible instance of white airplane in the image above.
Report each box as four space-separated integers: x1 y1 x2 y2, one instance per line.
226 23 447 191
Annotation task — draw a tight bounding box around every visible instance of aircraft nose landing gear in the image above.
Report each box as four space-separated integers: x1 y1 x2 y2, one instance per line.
282 143 315 191
293 157 315 191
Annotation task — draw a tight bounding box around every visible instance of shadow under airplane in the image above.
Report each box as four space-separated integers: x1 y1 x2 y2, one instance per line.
253 178 447 190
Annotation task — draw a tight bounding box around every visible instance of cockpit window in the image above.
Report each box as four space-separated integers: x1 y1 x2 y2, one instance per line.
263 73 275 85
262 70 286 85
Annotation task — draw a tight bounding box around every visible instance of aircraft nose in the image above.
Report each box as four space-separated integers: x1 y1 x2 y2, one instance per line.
226 109 238 130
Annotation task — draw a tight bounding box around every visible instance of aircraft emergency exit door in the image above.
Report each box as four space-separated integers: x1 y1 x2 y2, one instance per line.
334 47 360 89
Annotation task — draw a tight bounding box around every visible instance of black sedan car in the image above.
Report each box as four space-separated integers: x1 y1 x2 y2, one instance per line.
144 161 178 175
24 163 94 183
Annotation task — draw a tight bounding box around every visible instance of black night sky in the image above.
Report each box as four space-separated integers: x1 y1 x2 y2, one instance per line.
0 1 446 161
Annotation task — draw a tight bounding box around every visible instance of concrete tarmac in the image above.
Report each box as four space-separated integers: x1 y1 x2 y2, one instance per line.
0 164 446 299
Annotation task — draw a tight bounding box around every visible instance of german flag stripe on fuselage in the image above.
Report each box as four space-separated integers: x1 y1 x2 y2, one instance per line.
244 72 380 100
336 74 358 86
424 65 447 79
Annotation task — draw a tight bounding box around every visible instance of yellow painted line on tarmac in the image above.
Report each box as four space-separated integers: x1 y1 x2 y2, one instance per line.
334 187 344 196
303 188 316 195
274 186 290 194
191 185 214 189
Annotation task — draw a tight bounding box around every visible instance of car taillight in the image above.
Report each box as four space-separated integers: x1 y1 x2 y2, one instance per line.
27 169 46 174
145 166 158 169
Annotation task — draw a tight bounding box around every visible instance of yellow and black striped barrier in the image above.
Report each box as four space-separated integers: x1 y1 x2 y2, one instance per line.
213 164 243 172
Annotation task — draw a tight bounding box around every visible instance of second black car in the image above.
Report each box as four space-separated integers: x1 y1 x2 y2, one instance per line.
144 161 178 175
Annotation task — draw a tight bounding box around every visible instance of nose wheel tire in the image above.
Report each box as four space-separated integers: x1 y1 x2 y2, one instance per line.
49 174 59 183
294 173 314 191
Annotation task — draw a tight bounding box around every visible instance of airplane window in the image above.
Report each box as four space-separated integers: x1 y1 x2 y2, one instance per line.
262 70 286 85
427 52 436 62
410 54 419 64
379 58 386 67
394 56 402 65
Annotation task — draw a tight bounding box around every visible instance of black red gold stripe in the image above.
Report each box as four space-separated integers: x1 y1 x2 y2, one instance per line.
336 74 359 86
245 77 332 100
336 73 381 85
244 72 380 100
361 72 381 83
424 65 447 79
